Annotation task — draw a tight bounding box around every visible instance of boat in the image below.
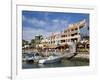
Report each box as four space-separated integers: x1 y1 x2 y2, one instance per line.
38 55 62 64
22 52 42 63
25 54 34 63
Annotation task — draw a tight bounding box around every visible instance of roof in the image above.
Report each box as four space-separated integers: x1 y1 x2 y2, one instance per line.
65 19 86 30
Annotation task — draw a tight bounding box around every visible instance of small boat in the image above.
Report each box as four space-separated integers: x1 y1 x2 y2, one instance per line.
39 55 62 64
22 52 42 63
25 54 34 63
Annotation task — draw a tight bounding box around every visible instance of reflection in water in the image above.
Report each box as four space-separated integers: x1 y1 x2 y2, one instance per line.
22 58 89 69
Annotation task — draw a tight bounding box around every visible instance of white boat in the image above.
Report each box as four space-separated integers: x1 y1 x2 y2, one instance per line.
22 52 42 62
38 42 77 64
39 55 62 64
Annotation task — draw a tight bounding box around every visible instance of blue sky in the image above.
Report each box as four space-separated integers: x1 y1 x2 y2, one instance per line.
22 11 89 41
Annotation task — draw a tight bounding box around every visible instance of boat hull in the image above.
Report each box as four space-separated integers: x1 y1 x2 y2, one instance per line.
39 57 61 64
44 58 61 64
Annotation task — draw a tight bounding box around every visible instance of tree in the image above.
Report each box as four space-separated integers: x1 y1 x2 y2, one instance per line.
35 35 43 41
30 35 43 49
35 35 43 44
30 39 36 48
22 40 29 47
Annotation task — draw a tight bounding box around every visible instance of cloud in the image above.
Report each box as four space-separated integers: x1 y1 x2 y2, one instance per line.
22 27 52 41
23 15 47 30
22 15 69 41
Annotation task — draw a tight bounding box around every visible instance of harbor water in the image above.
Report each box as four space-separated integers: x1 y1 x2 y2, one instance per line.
22 58 89 69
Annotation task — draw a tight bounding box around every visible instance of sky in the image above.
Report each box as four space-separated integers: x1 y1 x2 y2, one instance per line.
22 11 89 41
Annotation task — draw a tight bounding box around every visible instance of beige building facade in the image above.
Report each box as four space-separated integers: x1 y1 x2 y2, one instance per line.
39 19 86 48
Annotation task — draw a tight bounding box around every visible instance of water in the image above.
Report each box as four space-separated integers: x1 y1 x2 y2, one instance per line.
22 58 89 69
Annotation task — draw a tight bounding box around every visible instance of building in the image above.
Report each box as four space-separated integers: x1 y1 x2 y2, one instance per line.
60 19 86 44
40 19 86 49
